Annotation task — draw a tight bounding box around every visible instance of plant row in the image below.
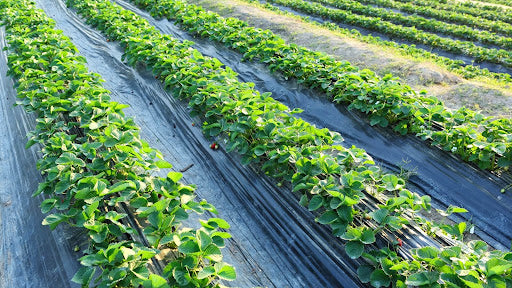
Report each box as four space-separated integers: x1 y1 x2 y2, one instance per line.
396 0 512 25
116 0 511 171
241 0 512 85
66 0 512 286
0 0 236 287
309 0 512 51
354 0 512 37
267 0 512 67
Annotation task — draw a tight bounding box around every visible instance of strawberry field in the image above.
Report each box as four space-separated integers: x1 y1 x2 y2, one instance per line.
0 0 511 287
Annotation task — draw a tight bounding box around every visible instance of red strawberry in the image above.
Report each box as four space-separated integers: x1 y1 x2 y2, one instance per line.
210 142 218 150
397 238 403 247
191 123 195 126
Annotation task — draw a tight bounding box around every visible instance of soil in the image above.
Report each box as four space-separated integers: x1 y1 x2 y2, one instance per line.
187 0 512 118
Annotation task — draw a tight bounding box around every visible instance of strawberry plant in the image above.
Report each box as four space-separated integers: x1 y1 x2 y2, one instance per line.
63 0 512 286
120 0 511 172
0 0 235 287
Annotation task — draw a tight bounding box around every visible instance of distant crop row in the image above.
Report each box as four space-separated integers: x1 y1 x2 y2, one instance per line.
308 0 512 50
123 0 512 171
355 0 512 37
65 0 512 286
241 0 512 84
267 0 512 67
0 0 235 287
397 0 512 25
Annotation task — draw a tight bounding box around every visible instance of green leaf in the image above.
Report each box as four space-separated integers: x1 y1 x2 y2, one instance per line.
32 182 49 197
54 180 72 194
178 241 200 254
208 218 230 229
370 269 391 288
486 258 512 277
357 265 374 283
382 174 401 191
104 137 118 148
438 205 468 217
491 143 506 155
308 195 324 211
458 222 467 236
42 213 68 230
90 225 108 243
137 248 158 261
336 205 353 222
101 180 135 196
88 122 100 130
469 240 488 254
460 274 482 288
414 247 439 259
380 258 396 276
198 230 212 251
254 145 266 156
143 274 170 288
299 194 308 206
167 171 182 183
341 227 362 241
216 264 236 281
75 188 97 200
264 123 276 136
345 240 364 259
197 266 215 279
71 266 95 285
55 152 85 167
360 229 376 244
80 254 106 266
130 197 148 208
174 208 189 221
105 211 126 222
40 198 57 214
449 206 468 213
440 273 464 286
155 160 172 169
203 244 222 262
107 268 127 285
173 269 190 286
370 116 381 126
330 197 343 209
369 208 389 223
212 231 232 239
406 271 440 286
390 261 410 271
485 276 508 288
316 210 338 224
